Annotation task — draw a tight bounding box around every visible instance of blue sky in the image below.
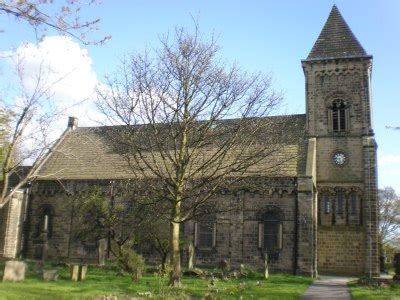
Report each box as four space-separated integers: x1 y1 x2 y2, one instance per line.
0 0 399 192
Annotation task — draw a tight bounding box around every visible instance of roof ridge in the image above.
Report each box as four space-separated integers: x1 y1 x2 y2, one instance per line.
307 5 368 60
74 114 307 130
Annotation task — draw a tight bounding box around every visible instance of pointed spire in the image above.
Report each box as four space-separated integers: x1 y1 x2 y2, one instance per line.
307 5 368 60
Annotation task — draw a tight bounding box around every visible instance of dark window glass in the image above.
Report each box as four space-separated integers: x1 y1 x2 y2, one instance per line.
198 223 213 248
332 100 347 132
263 212 282 251
350 193 357 215
339 106 346 131
332 108 339 132
336 192 344 215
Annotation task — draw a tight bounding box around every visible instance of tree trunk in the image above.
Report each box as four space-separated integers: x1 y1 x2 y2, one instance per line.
169 209 182 287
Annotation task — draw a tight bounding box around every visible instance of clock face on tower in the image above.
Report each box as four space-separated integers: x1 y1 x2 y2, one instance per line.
333 152 346 165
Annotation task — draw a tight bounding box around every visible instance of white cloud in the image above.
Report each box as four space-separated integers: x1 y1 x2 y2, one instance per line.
1 36 102 127
378 152 400 166
0 36 106 163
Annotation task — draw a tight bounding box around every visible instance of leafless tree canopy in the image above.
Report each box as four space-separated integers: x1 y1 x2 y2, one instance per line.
379 187 400 246
97 26 304 286
0 0 110 44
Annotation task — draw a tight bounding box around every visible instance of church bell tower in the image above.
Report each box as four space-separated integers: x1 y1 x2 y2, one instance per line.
302 5 379 276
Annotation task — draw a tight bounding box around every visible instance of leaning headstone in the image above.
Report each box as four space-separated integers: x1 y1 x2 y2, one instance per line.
264 253 269 279
183 267 204 277
98 239 107 266
188 242 195 269
393 253 400 282
2 261 27 282
43 269 59 281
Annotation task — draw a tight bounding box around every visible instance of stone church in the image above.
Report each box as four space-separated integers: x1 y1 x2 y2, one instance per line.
0 6 379 276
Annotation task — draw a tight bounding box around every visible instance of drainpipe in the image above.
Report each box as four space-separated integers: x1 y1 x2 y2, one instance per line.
293 184 299 275
366 135 373 278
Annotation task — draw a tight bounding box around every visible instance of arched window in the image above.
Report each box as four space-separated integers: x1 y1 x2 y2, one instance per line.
330 100 348 132
35 204 54 239
258 211 283 252
336 191 344 215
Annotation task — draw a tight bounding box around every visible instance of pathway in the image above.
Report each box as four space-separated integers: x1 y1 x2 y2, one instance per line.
300 276 354 300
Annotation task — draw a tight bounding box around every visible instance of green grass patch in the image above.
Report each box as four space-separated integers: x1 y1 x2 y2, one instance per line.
0 261 313 299
349 280 400 300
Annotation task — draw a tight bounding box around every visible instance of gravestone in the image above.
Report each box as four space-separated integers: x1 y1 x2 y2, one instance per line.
264 253 269 279
188 242 195 269
43 269 59 281
71 264 88 281
2 261 27 282
98 239 107 266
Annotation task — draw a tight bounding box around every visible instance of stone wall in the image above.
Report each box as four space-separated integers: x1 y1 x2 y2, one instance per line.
181 182 315 275
24 178 318 276
318 226 366 275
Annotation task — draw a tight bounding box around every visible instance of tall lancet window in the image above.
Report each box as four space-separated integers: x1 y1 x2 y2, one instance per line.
330 99 348 132
258 210 283 253
35 205 54 239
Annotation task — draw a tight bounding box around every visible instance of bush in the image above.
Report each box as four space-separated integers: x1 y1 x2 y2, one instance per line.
118 244 146 281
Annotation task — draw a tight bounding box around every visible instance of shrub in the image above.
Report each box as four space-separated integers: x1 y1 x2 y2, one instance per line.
118 244 146 282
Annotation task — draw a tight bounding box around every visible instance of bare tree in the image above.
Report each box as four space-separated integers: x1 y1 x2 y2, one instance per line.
379 187 400 247
0 0 110 45
97 26 304 286
0 53 84 207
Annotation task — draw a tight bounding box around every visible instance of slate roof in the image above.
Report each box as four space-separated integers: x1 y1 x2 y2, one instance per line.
36 114 308 181
307 5 368 60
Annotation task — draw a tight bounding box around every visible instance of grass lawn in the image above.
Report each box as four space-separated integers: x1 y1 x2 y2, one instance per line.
0 261 313 299
349 280 400 300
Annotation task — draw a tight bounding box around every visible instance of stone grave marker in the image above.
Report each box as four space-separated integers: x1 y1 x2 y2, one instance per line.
2 261 27 282
43 269 59 281
264 253 269 279
188 241 195 269
98 239 107 266
71 264 88 281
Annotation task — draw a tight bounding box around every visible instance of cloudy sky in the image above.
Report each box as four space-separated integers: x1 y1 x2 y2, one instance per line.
0 0 399 192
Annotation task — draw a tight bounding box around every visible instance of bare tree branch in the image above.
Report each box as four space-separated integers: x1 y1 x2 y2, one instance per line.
0 0 111 45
